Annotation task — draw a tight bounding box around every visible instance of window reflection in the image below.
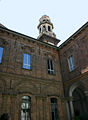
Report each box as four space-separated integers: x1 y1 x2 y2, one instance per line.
21 96 31 120
51 98 59 120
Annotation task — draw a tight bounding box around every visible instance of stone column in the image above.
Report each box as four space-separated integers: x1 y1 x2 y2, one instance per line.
69 97 74 120
31 96 37 120
46 97 51 120
42 97 47 120
14 95 21 120
58 97 68 120
35 96 43 120
58 98 62 120
35 96 39 120
66 101 71 120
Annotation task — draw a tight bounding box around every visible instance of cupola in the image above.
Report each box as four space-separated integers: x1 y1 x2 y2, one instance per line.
37 15 56 38
37 15 60 46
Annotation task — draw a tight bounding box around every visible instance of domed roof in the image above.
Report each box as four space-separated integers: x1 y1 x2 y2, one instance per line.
37 15 53 29
39 15 51 23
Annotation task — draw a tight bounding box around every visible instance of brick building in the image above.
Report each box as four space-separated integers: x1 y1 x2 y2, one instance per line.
59 22 88 119
0 15 88 120
0 16 67 120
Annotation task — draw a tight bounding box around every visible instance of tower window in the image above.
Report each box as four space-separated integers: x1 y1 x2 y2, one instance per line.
39 28 41 33
43 25 45 28
48 26 51 31
48 59 54 74
68 55 75 72
51 98 59 120
0 47 3 63
23 53 31 70
21 96 31 120
43 25 46 31
43 20 45 22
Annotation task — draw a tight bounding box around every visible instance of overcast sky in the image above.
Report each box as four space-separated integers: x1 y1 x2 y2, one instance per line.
0 0 88 45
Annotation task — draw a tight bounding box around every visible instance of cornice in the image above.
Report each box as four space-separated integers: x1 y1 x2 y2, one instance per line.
0 26 58 50
0 71 60 85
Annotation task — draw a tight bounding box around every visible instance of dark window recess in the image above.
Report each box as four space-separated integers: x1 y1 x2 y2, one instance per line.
52 112 54 120
48 26 51 31
39 28 41 33
48 59 54 74
43 20 45 22
51 98 59 120
43 25 45 28
43 25 46 31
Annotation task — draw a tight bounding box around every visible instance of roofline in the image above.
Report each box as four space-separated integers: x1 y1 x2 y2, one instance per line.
59 21 88 49
0 26 58 50
1 21 87 50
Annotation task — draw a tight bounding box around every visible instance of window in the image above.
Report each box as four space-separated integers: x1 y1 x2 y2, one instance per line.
39 28 41 33
21 96 31 120
43 19 45 22
43 25 46 31
48 59 54 74
0 47 3 63
68 55 75 71
51 98 59 120
48 26 51 31
23 53 31 69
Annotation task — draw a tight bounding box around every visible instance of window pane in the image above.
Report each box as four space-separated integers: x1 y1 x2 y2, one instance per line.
48 59 50 69
27 65 31 69
71 57 75 69
21 96 31 120
51 98 57 103
51 98 59 120
23 54 26 64
52 112 55 120
48 59 54 74
0 47 3 63
50 70 54 74
50 60 53 70
68 56 75 71
28 55 31 65
23 54 31 69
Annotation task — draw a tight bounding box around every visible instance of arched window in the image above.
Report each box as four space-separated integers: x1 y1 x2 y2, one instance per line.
43 25 46 31
21 96 31 120
48 26 51 31
50 98 59 120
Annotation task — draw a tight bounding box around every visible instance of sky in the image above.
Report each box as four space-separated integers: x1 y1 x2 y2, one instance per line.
0 0 88 45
